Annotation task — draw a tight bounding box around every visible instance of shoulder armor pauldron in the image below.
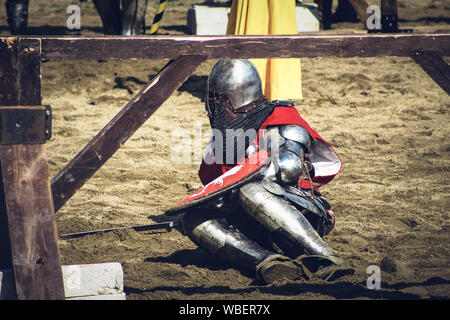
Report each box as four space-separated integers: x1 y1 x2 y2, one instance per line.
279 125 311 152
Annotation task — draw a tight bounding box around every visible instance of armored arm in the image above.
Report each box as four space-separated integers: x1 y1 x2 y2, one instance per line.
262 125 311 184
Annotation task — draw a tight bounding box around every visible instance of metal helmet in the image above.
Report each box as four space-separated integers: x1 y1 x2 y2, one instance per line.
206 59 264 116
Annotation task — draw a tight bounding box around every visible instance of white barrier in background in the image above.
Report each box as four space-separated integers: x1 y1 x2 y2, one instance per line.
1 262 126 300
187 4 319 35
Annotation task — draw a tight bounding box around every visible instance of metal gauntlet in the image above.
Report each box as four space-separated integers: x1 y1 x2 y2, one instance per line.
262 125 311 184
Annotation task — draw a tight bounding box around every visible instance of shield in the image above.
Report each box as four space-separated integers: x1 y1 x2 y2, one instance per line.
166 150 270 215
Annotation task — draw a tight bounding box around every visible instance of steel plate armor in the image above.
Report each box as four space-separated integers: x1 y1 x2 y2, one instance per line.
177 59 353 284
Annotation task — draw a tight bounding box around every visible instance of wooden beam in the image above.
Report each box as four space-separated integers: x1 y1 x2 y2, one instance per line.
0 145 65 300
31 34 450 60
51 55 206 212
0 38 65 299
411 53 450 95
0 38 19 270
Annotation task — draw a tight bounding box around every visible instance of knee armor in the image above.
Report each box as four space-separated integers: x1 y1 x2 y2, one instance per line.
181 210 274 270
238 181 340 262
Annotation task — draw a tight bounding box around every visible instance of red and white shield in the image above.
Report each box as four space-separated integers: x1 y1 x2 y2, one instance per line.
166 150 270 214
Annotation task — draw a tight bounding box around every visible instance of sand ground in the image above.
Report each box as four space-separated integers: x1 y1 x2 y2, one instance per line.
0 0 449 299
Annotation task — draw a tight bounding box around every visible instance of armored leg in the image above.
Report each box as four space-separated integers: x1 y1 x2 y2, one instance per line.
93 0 122 35
239 182 354 280
182 210 305 284
121 0 148 35
5 0 29 35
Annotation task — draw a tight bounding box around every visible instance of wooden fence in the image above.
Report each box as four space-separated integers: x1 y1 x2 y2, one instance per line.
0 33 449 299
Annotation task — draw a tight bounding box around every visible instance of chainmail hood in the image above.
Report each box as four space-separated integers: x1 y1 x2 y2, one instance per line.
209 99 277 164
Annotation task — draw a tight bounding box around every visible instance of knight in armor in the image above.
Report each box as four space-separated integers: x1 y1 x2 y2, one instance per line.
93 0 148 35
177 59 354 284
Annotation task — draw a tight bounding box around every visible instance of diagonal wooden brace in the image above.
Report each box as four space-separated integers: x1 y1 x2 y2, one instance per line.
411 52 450 95
51 55 206 212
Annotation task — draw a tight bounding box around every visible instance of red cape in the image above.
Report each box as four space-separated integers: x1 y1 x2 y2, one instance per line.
199 106 342 187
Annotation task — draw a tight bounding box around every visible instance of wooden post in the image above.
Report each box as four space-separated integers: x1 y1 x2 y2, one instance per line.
51 55 206 212
0 38 65 299
37 34 450 60
0 38 18 270
381 0 398 32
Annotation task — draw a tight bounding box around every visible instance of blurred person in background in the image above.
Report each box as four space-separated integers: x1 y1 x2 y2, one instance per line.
93 0 148 35
5 0 29 34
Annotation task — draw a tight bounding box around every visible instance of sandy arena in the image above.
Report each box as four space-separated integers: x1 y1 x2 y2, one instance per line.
0 0 449 300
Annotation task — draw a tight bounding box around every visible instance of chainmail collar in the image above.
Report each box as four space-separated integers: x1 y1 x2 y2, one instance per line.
209 99 277 164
